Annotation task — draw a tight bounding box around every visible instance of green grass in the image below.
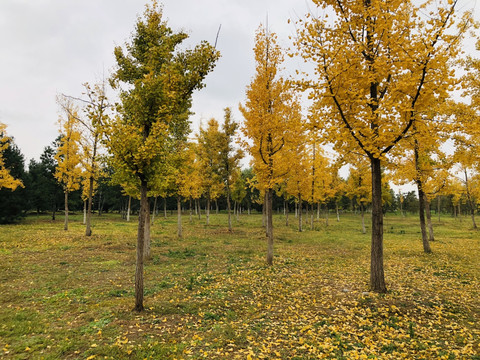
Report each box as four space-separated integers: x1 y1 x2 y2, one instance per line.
0 211 478 359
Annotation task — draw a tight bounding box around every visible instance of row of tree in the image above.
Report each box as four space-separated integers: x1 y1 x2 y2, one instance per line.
2 0 480 308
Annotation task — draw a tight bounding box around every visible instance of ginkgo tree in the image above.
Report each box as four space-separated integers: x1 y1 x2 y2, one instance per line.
0 123 23 191
54 103 83 231
295 0 472 292
240 25 304 265
105 1 219 312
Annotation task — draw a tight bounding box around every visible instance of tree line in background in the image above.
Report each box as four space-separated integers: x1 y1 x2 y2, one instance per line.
1 0 480 308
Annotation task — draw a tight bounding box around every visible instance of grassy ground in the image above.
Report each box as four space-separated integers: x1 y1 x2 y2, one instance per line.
0 211 479 359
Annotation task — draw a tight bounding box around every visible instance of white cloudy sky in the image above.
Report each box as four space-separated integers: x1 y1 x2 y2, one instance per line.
0 0 310 163
0 0 478 164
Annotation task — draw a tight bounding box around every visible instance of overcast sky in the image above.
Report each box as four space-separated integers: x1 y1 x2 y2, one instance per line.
0 0 478 165
0 0 310 163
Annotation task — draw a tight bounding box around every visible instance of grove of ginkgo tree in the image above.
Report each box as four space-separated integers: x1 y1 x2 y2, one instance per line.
295 0 472 292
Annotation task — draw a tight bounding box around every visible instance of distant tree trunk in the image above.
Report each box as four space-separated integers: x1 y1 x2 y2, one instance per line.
85 175 95 236
194 198 198 215
285 200 289 226
361 203 366 234
144 199 151 260
64 191 69 231
336 202 340 222
437 196 441 223
177 196 182 238
325 205 329 227
163 197 167 218
216 200 219 215
266 188 274 265
197 199 201 219
262 195 266 228
52 204 56 221
310 203 314 230
425 196 434 242
206 194 210 225
127 196 131 222
189 197 193 222
295 200 298 218
370 156 386 293
97 192 103 216
134 179 148 312
298 194 303 232
83 200 87 225
151 197 157 225
226 183 232 232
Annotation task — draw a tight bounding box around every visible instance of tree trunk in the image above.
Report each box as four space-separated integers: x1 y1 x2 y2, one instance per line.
361 204 366 234
336 202 340 222
262 194 266 228
97 192 103 216
127 196 131 222
417 182 432 253
325 205 329 227
162 197 166 218
298 194 303 232
197 199 201 219
83 200 87 225
310 203 314 230
370 157 386 293
206 194 210 226
189 197 192 222
151 197 157 225
134 180 148 312
64 191 69 231
144 199 151 260
85 175 94 236
266 188 274 265
216 200 219 215
285 200 289 226
437 196 441 223
425 196 434 242
177 196 182 238
227 185 232 232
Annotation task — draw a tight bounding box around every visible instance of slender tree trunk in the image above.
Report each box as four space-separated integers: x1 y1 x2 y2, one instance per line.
162 197 166 218
285 200 289 226
83 200 87 225
85 175 95 236
325 205 329 227
52 203 56 221
336 202 340 222
144 199 151 260
194 198 198 216
425 196 434 242
226 185 232 232
216 200 219 215
298 194 303 232
417 183 432 253
177 196 182 238
437 196 441 223
266 188 274 265
262 194 266 228
64 191 69 231
295 200 298 218
134 179 148 312
127 196 131 222
310 203 314 230
370 157 386 293
197 199 201 219
151 197 157 225
206 194 210 225
189 197 192 222
361 204 366 234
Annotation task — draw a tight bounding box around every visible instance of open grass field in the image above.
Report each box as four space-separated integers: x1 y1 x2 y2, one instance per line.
0 211 479 359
